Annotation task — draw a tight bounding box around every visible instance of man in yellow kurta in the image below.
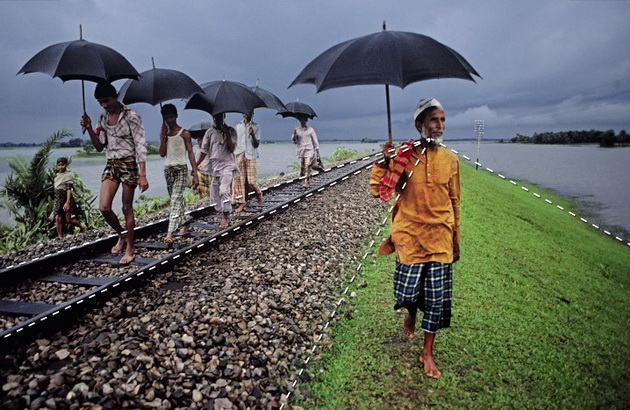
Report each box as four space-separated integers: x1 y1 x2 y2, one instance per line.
369 98 460 378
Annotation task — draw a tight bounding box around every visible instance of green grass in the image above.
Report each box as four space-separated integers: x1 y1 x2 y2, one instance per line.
297 162 630 409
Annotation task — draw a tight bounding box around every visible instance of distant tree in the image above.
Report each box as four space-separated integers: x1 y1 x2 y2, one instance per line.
599 129 617 147
618 130 629 146
68 138 84 147
510 133 531 143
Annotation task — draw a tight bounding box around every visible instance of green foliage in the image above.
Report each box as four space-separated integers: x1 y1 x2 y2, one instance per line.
299 162 630 409
146 143 160 156
0 129 68 210
69 170 104 230
74 141 104 157
327 146 359 163
133 194 171 216
287 160 302 173
0 129 103 253
133 190 200 218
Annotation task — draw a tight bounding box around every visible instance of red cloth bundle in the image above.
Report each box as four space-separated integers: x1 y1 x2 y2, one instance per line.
378 140 414 201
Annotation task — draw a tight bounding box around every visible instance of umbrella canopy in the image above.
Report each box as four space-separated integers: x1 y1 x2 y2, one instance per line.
289 26 481 142
17 27 139 115
250 83 287 111
184 80 266 116
18 39 140 83
277 101 317 119
118 67 203 106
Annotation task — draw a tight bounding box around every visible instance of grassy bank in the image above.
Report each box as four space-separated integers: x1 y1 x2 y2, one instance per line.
298 161 630 409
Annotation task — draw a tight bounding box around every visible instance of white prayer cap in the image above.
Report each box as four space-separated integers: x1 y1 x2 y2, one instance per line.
413 98 442 122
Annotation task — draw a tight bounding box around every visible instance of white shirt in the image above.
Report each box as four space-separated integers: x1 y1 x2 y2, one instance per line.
234 120 261 160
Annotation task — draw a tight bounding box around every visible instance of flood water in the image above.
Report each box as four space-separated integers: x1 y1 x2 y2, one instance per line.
1 141 628 238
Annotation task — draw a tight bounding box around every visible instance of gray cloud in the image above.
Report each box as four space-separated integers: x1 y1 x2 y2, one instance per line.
1 0 629 143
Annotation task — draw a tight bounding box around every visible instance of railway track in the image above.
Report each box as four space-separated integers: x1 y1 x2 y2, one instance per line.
0 153 379 352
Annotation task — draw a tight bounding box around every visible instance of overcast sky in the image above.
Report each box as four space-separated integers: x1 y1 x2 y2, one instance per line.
1 0 629 143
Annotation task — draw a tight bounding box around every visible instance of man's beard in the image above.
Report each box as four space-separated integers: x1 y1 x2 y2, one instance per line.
422 135 443 147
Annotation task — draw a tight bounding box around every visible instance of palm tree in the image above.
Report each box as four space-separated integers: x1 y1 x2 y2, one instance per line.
1 129 72 225
0 129 103 252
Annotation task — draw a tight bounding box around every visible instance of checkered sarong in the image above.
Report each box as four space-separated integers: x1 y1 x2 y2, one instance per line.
393 261 452 333
196 170 212 197
232 153 261 204
164 165 191 233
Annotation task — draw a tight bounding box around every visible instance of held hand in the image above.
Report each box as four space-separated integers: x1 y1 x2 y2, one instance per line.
138 176 149 193
383 142 396 160
80 114 92 130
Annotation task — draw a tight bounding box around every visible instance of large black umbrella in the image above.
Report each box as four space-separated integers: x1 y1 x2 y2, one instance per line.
289 24 481 142
277 101 317 119
118 59 203 106
17 26 139 113
184 80 266 116
250 80 287 111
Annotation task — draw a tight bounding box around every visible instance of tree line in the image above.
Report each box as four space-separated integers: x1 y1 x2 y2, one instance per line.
510 129 629 147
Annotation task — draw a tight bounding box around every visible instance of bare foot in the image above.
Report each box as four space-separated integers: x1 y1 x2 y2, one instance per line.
234 203 247 214
402 313 416 338
419 354 442 378
257 193 264 204
176 224 192 236
111 236 126 255
80 225 87 233
119 250 135 265
164 234 174 244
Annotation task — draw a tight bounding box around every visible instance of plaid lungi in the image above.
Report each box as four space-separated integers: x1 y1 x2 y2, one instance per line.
393 261 453 333
232 153 261 204
164 165 191 233
101 156 139 187
196 170 212 197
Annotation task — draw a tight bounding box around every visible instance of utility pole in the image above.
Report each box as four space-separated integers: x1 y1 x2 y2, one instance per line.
475 120 484 170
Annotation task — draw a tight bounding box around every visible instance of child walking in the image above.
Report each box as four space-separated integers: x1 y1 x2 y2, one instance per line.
53 157 86 238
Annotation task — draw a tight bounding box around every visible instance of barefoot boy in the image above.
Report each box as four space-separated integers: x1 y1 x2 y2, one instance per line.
80 82 149 264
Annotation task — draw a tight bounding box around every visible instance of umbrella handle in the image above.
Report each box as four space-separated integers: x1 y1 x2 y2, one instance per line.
81 80 87 134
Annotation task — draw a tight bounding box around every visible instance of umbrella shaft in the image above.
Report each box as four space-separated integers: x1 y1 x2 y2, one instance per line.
386 84 392 143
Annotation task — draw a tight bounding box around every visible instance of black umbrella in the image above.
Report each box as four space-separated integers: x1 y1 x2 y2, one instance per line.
17 26 139 114
289 23 481 142
184 80 266 116
250 80 287 111
277 101 317 119
188 119 213 131
118 59 203 106
188 119 213 139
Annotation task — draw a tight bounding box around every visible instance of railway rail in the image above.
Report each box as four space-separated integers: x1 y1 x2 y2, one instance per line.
0 153 380 352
